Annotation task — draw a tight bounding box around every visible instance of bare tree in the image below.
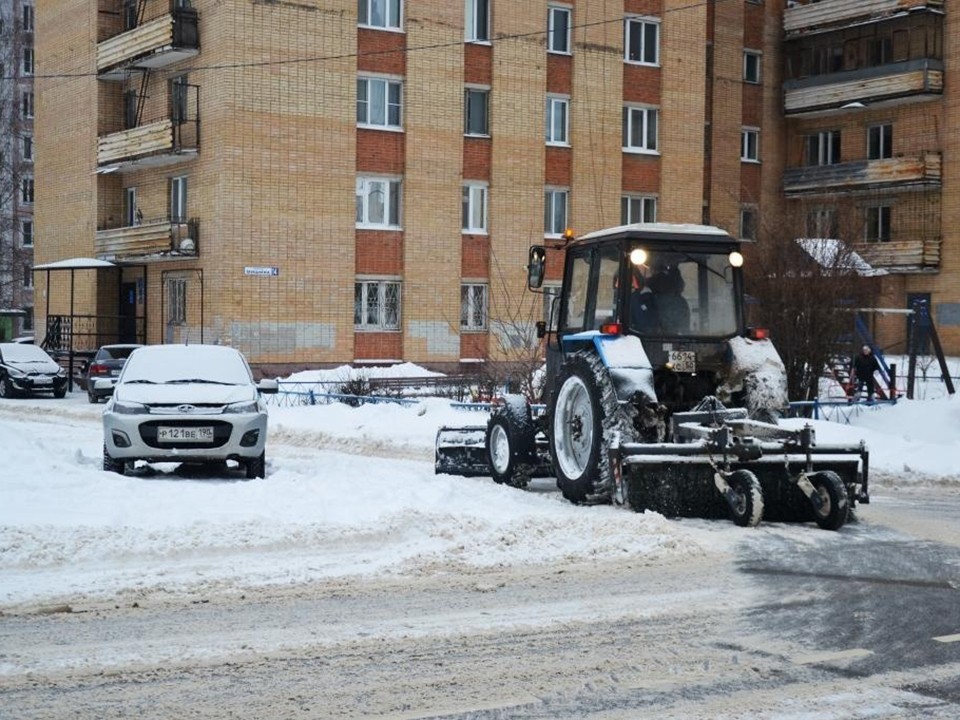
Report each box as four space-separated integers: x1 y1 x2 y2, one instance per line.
744 202 880 402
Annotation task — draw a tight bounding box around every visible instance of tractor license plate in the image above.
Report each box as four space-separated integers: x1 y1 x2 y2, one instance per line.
668 350 696 373
158 426 214 443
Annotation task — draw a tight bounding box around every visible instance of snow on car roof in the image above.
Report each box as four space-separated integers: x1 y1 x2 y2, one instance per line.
121 344 253 385
0 342 54 362
577 223 733 242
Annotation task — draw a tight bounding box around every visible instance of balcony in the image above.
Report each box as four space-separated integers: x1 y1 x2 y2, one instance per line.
853 237 940 274
783 152 941 196
784 0 943 39
95 218 199 262
784 59 942 115
98 8 199 81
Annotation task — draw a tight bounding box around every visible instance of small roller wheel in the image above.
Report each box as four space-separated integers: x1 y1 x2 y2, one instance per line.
809 470 849 531
725 469 764 528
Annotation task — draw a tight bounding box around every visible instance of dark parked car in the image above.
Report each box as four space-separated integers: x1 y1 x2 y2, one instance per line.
0 343 68 398
85 344 143 403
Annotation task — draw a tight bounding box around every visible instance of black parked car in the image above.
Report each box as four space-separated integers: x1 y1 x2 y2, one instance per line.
85 344 143 403
0 343 68 398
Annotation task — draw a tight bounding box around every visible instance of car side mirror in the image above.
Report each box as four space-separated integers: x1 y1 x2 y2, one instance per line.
258 378 279 395
527 245 546 290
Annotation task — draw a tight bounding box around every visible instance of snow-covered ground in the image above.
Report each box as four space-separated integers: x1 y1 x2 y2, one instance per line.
1 361 958 612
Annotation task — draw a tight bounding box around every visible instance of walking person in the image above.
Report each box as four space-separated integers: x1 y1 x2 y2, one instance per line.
850 344 880 402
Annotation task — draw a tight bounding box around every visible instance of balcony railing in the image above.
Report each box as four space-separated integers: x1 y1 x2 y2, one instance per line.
783 153 941 196
95 217 199 262
98 7 199 80
784 0 943 39
853 237 941 274
784 59 942 115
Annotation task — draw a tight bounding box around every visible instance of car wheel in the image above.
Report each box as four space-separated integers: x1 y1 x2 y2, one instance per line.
54 386 67 399
103 445 126 475
88 391 98 404
245 452 266 480
0 375 16 399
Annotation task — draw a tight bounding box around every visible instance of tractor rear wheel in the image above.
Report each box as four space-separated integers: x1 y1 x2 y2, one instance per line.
486 395 535 488
549 352 628 504
725 469 764 527
810 470 848 531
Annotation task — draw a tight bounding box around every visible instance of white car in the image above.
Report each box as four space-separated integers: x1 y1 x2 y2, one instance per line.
101 344 278 478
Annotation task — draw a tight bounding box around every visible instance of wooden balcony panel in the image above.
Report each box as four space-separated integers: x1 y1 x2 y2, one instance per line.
784 153 941 195
95 223 174 260
784 65 942 115
98 15 173 71
784 0 943 38
854 238 941 273
98 120 173 165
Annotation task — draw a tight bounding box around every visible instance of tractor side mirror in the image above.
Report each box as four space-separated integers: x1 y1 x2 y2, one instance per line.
527 245 546 290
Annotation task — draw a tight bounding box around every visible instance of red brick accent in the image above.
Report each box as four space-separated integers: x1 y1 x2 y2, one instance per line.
622 153 660 193
545 245 566 283
357 27 406 75
741 85 763 128
625 0 662 15
464 42 492 86
356 128 405 174
547 53 572 95
460 332 489 360
356 230 403 275
743 2 765 48
462 235 490 278
740 162 762 202
463 136 491 180
355 332 403 361
545 146 572 187
623 65 660 105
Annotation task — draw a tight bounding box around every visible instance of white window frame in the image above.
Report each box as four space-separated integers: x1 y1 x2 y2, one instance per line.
548 5 572 55
23 264 34 289
21 176 34 204
21 219 33 248
623 105 659 153
356 176 402 229
465 0 490 42
624 17 660 66
358 0 402 31
22 47 33 75
355 279 402 330
806 208 838 239
741 128 760 162
23 5 34 31
125 187 138 227
544 188 569 237
22 91 34 119
806 130 841 166
462 182 488 234
464 86 490 136
461 283 488 331
865 205 891 243
743 50 761 84
867 123 893 160
546 95 570 146
357 76 403 130
170 175 188 222
621 195 657 225
21 134 32 162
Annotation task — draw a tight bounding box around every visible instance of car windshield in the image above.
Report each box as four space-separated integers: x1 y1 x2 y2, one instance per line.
97 346 141 361
1 344 53 363
120 346 254 386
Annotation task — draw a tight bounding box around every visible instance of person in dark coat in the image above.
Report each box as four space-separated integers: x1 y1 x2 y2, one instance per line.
851 344 880 401
630 274 660 334
648 263 690 334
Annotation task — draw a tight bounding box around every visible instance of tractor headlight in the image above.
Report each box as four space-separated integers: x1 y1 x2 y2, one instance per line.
728 251 744 268
630 248 648 266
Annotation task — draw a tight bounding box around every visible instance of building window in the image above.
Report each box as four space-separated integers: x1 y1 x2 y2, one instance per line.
356 177 402 228
806 209 838 238
462 183 488 233
357 76 403 129
168 278 187 326
740 208 757 240
805 130 841 166
548 5 571 54
23 307 33 332
22 48 33 75
355 280 401 330
21 135 32 162
865 206 891 242
125 187 139 227
464 87 489 136
23 265 33 289
21 177 34 204
461 284 488 331
545 188 569 236
621 195 657 224
546 95 569 145
358 0 401 30
868 124 893 160
625 17 659 65
623 106 658 153
465 0 489 42
170 176 188 222
22 91 34 119
123 0 138 30
170 75 189 124
741 128 760 162
23 5 34 31
124 90 138 129
743 51 761 83
21 220 33 248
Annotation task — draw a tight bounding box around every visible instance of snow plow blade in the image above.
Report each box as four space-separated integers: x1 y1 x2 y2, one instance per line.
435 425 491 477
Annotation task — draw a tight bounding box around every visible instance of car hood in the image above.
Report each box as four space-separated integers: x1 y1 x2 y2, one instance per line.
4 359 61 375
114 383 258 406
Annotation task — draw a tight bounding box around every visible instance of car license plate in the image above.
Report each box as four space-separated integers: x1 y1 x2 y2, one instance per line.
158 426 214 442
668 350 696 373
33 377 52 385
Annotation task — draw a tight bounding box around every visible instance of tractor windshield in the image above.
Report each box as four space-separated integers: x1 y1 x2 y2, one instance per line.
627 247 740 338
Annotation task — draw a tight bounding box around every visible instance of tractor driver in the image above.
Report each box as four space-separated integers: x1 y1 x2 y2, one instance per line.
630 272 661 334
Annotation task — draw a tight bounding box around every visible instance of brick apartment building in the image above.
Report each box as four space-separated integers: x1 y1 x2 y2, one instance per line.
30 0 959 373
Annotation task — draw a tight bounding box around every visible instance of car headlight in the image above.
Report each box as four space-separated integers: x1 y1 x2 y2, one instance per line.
6 367 25 378
56 368 67 378
224 400 259 414
112 400 147 415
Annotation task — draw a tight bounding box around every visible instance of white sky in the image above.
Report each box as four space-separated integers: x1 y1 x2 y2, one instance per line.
1 359 958 620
